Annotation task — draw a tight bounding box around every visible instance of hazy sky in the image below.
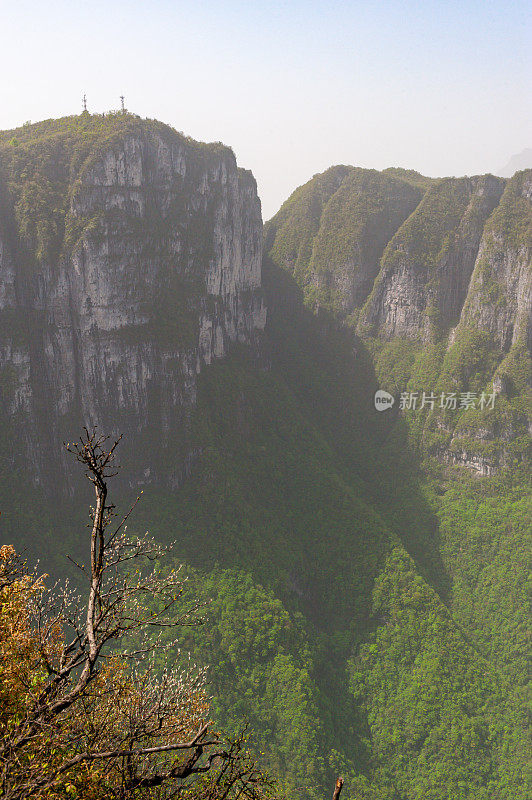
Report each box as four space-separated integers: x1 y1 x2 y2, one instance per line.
1 0 530 218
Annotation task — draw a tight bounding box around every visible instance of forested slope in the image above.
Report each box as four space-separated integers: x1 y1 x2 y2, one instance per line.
0 119 530 799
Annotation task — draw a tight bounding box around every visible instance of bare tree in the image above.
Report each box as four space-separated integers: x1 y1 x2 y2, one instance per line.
331 777 343 800
0 428 272 799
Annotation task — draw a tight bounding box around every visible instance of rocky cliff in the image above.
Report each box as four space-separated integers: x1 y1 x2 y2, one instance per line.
358 175 505 339
0 114 265 487
264 166 424 318
266 167 531 473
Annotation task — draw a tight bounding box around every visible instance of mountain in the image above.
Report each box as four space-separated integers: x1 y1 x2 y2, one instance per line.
0 113 264 488
266 167 532 475
264 166 425 318
498 148 532 177
0 117 530 800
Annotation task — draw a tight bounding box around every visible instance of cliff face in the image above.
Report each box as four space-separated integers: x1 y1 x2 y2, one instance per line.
0 115 265 487
436 171 532 473
358 175 505 339
1 120 530 484
264 167 423 317
266 167 531 474
453 171 532 353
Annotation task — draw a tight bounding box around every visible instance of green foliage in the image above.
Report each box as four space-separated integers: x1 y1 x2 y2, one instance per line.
371 337 420 393
308 170 420 285
379 178 473 268
350 546 530 799
358 175 505 339
0 112 235 270
264 165 352 283
437 327 499 393
408 340 448 393
496 343 532 396
381 167 436 192
136 352 391 629
172 568 333 800
265 166 423 314
0 122 529 799
436 476 531 680
481 169 532 250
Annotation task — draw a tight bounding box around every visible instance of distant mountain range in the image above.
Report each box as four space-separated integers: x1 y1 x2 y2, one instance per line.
498 147 532 177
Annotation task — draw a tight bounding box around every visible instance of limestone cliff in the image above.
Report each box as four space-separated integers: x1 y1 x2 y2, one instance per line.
266 167 531 473
265 167 423 317
0 115 265 487
436 170 532 472
358 175 505 339
453 170 532 354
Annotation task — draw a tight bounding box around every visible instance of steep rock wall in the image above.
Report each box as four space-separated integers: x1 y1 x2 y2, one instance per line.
357 175 505 339
265 166 424 316
266 167 530 473
452 171 532 354
0 116 265 487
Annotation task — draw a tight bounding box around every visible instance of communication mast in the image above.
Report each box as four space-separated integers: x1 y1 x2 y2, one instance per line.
120 95 125 113
82 94 87 113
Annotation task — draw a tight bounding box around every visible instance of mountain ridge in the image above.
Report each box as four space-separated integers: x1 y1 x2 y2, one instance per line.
0 113 265 489
266 164 531 475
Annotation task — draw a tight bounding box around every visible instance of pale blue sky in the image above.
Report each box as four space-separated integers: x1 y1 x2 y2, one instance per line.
1 0 530 218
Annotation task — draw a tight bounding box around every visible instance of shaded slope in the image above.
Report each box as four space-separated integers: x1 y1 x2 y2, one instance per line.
265 166 425 318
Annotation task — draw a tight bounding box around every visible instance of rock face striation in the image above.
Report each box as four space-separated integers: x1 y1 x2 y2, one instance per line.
454 171 532 354
264 166 424 318
0 115 265 487
266 167 532 473
358 175 506 340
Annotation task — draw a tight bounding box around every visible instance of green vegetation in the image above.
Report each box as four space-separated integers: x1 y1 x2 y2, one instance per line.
350 546 529 799
168 568 333 799
437 327 499 393
379 178 475 268
358 175 505 339
264 165 352 283
4 258 528 797
371 337 421 394
265 166 423 314
381 167 437 192
306 170 421 313
0 112 235 270
0 121 530 798
481 169 532 250
308 170 421 274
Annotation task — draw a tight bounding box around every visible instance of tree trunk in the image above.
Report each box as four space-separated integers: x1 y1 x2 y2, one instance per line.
332 777 343 800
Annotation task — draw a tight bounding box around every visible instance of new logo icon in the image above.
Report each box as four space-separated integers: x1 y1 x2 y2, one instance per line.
374 390 395 411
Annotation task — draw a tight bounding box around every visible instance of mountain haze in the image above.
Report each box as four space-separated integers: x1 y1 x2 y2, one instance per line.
498 148 532 177
0 115 530 800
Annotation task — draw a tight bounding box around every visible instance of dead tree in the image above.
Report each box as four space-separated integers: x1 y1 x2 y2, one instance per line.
0 428 271 799
332 776 344 800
